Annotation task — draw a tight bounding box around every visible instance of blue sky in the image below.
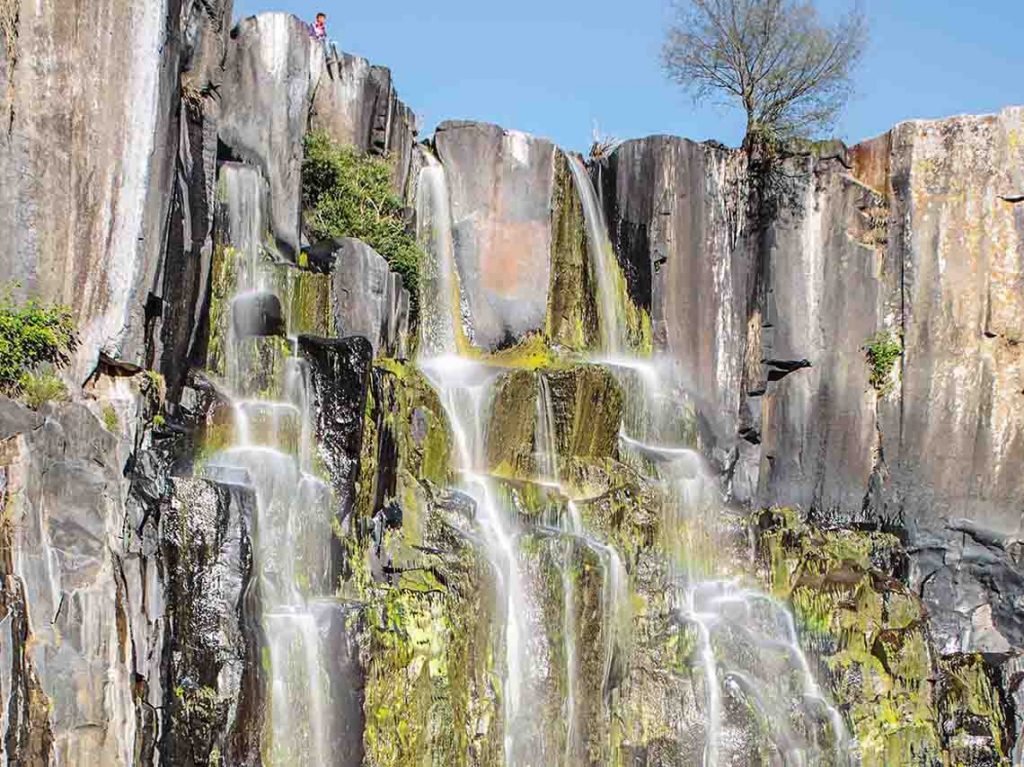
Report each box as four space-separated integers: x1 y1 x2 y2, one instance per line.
235 0 1024 152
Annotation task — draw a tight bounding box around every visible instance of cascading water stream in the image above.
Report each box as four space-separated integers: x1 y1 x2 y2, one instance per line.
611 359 852 766
201 163 338 765
415 151 534 763
567 158 853 765
412 145 851 765
566 154 625 356
534 372 630 765
416 152 460 357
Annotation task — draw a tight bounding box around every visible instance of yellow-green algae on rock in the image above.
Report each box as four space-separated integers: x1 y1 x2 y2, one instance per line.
756 508 1012 767
343 359 505 766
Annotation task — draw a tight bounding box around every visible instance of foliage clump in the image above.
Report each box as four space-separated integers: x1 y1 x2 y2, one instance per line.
20 371 68 409
865 331 902 392
0 287 77 404
302 131 422 319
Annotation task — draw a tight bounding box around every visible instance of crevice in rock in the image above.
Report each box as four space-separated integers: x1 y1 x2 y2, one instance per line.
764 358 811 382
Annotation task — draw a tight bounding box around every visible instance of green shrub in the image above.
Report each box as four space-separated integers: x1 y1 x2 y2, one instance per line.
20 371 68 409
102 404 119 432
866 331 902 392
302 131 421 319
0 287 77 397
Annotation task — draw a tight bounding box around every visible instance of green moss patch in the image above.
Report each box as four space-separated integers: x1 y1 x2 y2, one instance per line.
756 509 1011 767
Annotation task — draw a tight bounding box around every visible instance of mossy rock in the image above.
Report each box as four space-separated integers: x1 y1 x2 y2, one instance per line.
755 509 1012 767
266 262 334 338
355 360 453 524
356 498 504 767
547 150 599 351
937 654 1011 766
545 365 623 462
485 365 624 482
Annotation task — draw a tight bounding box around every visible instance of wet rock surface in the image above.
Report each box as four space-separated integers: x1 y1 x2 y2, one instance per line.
599 110 1024 694
2 4 1023 762
220 13 324 259
160 477 263 766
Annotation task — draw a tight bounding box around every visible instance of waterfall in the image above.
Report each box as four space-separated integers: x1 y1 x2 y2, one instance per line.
564 158 854 764
565 154 626 356
613 358 853 766
416 150 461 357
202 163 339 765
415 157 530 758
408 141 850 765
420 356 532 764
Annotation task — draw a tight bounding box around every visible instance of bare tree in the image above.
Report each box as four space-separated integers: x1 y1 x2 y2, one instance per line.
663 0 867 146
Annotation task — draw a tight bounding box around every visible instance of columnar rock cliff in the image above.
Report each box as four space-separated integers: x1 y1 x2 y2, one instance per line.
1 5 1022 766
598 111 1024 658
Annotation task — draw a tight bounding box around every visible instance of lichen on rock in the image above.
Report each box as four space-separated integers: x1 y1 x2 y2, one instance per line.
756 508 1013 767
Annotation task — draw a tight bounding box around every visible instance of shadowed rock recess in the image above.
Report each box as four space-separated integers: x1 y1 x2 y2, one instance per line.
0 5 1022 766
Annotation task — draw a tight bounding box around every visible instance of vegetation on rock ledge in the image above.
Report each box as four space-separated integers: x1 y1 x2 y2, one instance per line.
865 331 902 392
0 286 76 403
302 130 422 320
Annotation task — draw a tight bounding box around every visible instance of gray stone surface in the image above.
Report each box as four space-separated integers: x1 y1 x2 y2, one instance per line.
599 137 750 451
298 335 373 585
155 0 237 400
0 0 175 378
160 476 263 765
0 390 262 765
599 107 1024 656
2 401 144 765
434 120 556 350
312 50 418 197
330 238 410 357
220 12 324 259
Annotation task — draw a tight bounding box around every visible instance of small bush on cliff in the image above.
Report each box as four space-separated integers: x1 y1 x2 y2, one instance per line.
0 287 77 400
865 331 901 392
302 131 421 319
20 371 68 409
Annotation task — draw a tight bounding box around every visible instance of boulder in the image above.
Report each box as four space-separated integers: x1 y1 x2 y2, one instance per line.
231 290 286 337
330 238 409 357
434 121 556 350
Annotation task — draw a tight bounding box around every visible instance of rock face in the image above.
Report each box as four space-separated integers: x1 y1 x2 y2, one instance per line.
160 477 263 766
299 335 374 580
220 13 324 259
1 401 142 766
312 50 418 195
330 239 411 358
600 107 1024 664
4 3 1024 763
153 0 236 399
434 121 556 349
599 138 748 443
0 0 173 378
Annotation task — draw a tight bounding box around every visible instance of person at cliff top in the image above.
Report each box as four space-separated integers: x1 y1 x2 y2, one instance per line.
310 12 327 43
